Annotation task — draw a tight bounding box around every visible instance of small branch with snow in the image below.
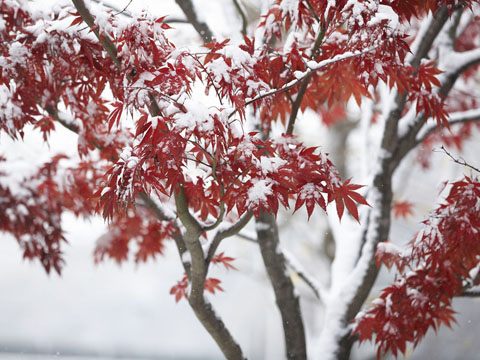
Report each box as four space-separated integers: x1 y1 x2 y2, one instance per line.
458 290 480 297
416 108 480 144
227 46 379 120
71 0 121 68
237 232 327 302
436 146 480 174
286 22 326 135
206 211 253 266
442 47 480 79
282 248 326 303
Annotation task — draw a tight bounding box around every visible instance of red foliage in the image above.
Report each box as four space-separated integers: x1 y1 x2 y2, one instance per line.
170 275 189 303
355 177 480 358
2 1 480 357
212 252 237 270
392 200 415 219
170 276 225 302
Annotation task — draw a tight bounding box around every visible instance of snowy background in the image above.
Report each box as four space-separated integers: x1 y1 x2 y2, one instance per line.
2 1 480 359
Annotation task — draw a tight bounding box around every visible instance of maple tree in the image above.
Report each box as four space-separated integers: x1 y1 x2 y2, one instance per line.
2 0 480 359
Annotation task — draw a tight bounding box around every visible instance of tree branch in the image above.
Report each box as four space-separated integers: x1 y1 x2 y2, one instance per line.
174 187 245 360
206 211 253 266
407 5 450 68
286 23 326 135
138 192 191 272
67 4 243 357
175 0 213 43
71 0 121 68
396 7 477 162
90 1 190 24
91 0 132 17
415 108 480 144
458 290 480 297
174 186 203 235
319 8 455 360
436 146 480 174
232 0 247 35
382 5 451 153
237 232 325 301
281 248 325 302
305 0 320 22
228 46 378 120
256 211 307 359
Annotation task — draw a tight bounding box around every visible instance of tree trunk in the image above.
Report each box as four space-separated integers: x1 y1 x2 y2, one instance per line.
257 211 307 360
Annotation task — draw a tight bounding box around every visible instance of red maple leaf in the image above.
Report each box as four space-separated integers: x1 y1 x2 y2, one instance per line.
392 200 414 219
204 278 224 294
211 252 237 270
170 275 189 303
333 179 370 222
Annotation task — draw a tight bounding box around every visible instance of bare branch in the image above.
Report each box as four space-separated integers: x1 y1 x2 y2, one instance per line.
305 0 320 22
236 232 325 301
236 232 256 242
113 0 132 16
90 1 190 24
206 211 253 265
232 0 247 35
436 146 480 174
91 0 132 17
458 289 480 297
175 0 213 43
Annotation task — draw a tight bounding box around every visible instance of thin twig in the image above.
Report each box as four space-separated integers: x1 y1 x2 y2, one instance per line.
236 233 324 302
91 0 189 23
187 54 223 105
113 0 133 16
305 0 320 22
436 146 480 173
286 22 326 134
123 86 187 112
91 0 132 17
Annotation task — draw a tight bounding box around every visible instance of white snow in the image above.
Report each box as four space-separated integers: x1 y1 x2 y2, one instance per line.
247 179 273 206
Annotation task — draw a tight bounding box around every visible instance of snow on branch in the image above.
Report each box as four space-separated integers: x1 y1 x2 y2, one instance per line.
441 48 480 77
281 248 327 303
416 107 480 144
242 46 379 108
237 232 327 303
